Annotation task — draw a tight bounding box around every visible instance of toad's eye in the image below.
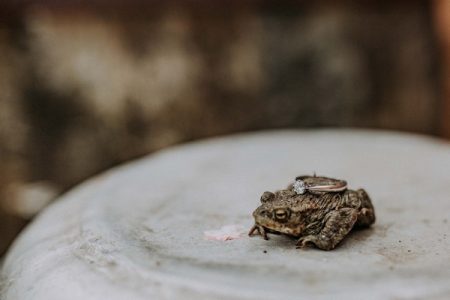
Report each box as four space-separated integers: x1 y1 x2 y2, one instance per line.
274 208 290 221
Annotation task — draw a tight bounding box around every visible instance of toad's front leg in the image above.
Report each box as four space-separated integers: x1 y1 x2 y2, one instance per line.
296 208 358 250
248 224 269 240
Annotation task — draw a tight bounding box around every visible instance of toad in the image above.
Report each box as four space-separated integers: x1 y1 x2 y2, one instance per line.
249 175 375 250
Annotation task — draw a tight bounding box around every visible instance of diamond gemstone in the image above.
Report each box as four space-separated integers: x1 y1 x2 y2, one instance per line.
293 180 306 194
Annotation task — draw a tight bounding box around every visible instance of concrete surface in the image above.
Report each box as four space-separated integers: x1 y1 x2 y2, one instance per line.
1 130 450 299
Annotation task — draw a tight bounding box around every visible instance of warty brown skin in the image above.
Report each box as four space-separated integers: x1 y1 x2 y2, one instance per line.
249 188 375 250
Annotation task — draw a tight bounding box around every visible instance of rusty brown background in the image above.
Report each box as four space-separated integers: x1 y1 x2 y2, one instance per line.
0 0 449 256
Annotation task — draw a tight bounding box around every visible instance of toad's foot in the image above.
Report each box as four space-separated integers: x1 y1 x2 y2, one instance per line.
296 235 317 248
248 224 269 240
355 189 376 227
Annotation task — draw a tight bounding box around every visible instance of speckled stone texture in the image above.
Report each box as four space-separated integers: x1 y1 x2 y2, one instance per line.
1 130 450 299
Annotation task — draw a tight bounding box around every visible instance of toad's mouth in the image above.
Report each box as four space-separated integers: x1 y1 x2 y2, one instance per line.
249 220 303 239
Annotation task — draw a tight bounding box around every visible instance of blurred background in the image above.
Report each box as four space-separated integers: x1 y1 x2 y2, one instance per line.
0 0 449 256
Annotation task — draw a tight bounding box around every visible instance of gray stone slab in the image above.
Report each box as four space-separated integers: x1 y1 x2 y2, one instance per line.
1 130 450 299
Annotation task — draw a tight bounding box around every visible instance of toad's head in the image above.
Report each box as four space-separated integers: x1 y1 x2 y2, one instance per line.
252 190 307 237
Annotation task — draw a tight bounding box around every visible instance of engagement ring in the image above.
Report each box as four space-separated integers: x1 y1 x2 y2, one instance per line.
292 175 347 194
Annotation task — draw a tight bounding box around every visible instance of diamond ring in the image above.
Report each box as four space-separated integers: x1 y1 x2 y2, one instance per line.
292 175 347 195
